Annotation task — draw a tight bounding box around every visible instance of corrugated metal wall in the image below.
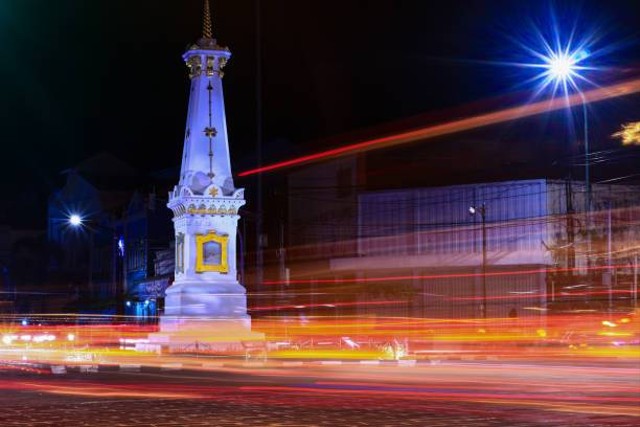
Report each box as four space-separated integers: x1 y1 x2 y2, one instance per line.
359 180 550 257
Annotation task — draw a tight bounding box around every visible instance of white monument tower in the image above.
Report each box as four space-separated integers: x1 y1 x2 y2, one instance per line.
149 1 261 350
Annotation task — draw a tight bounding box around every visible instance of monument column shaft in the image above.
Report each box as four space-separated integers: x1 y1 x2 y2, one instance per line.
180 68 233 189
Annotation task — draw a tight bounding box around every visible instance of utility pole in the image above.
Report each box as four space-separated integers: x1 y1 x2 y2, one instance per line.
565 179 575 272
634 254 638 310
469 204 487 320
583 104 592 274
607 202 613 316
278 219 286 284
482 207 487 320
254 0 264 290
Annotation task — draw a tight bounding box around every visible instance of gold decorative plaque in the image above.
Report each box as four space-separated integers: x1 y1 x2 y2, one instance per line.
195 231 229 273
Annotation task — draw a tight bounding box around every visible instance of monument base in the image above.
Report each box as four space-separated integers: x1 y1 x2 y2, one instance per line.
137 279 264 354
138 315 265 354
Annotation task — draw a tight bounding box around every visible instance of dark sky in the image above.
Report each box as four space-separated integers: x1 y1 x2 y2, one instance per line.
1 0 639 227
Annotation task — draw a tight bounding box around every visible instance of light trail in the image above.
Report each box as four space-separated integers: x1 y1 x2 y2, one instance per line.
1 360 637 425
249 299 405 312
238 77 640 177
242 384 640 404
451 289 634 302
261 263 635 286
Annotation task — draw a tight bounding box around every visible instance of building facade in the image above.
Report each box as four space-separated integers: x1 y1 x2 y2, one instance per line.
284 157 640 322
47 154 174 318
118 191 174 322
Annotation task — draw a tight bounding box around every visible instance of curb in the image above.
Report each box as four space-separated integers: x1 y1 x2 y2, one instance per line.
45 359 450 375
5 355 501 376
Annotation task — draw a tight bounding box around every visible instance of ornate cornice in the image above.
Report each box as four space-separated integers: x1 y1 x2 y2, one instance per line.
168 187 245 219
185 50 229 79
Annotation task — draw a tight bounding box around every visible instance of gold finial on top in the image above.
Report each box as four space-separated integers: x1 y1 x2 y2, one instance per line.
202 0 213 39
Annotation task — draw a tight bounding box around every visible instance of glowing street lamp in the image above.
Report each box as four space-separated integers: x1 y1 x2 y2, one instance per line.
547 53 576 82
524 37 595 279
542 49 592 218
66 213 126 316
542 49 589 86
69 214 83 227
514 23 611 311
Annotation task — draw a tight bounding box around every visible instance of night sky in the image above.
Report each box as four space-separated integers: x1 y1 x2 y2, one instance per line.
1 0 639 227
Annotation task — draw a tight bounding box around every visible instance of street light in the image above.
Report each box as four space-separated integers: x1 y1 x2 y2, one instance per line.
67 214 124 317
69 214 83 227
469 204 487 320
68 213 94 303
538 47 592 264
544 50 591 212
547 53 576 82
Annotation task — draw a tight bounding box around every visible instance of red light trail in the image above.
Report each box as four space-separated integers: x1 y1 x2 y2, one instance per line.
238 77 640 177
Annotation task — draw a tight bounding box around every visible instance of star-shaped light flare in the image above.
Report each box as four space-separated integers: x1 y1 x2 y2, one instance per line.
504 14 605 101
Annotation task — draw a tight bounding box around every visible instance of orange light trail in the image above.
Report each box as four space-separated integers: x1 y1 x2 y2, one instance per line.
238 77 640 177
249 299 405 312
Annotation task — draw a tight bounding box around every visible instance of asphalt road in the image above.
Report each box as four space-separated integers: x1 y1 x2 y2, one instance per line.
0 359 638 426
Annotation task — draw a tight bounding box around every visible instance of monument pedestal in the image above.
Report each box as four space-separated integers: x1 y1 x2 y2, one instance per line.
163 281 250 317
139 282 264 354
140 317 265 354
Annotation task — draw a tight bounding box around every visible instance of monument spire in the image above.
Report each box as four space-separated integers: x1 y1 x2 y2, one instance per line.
202 0 213 39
